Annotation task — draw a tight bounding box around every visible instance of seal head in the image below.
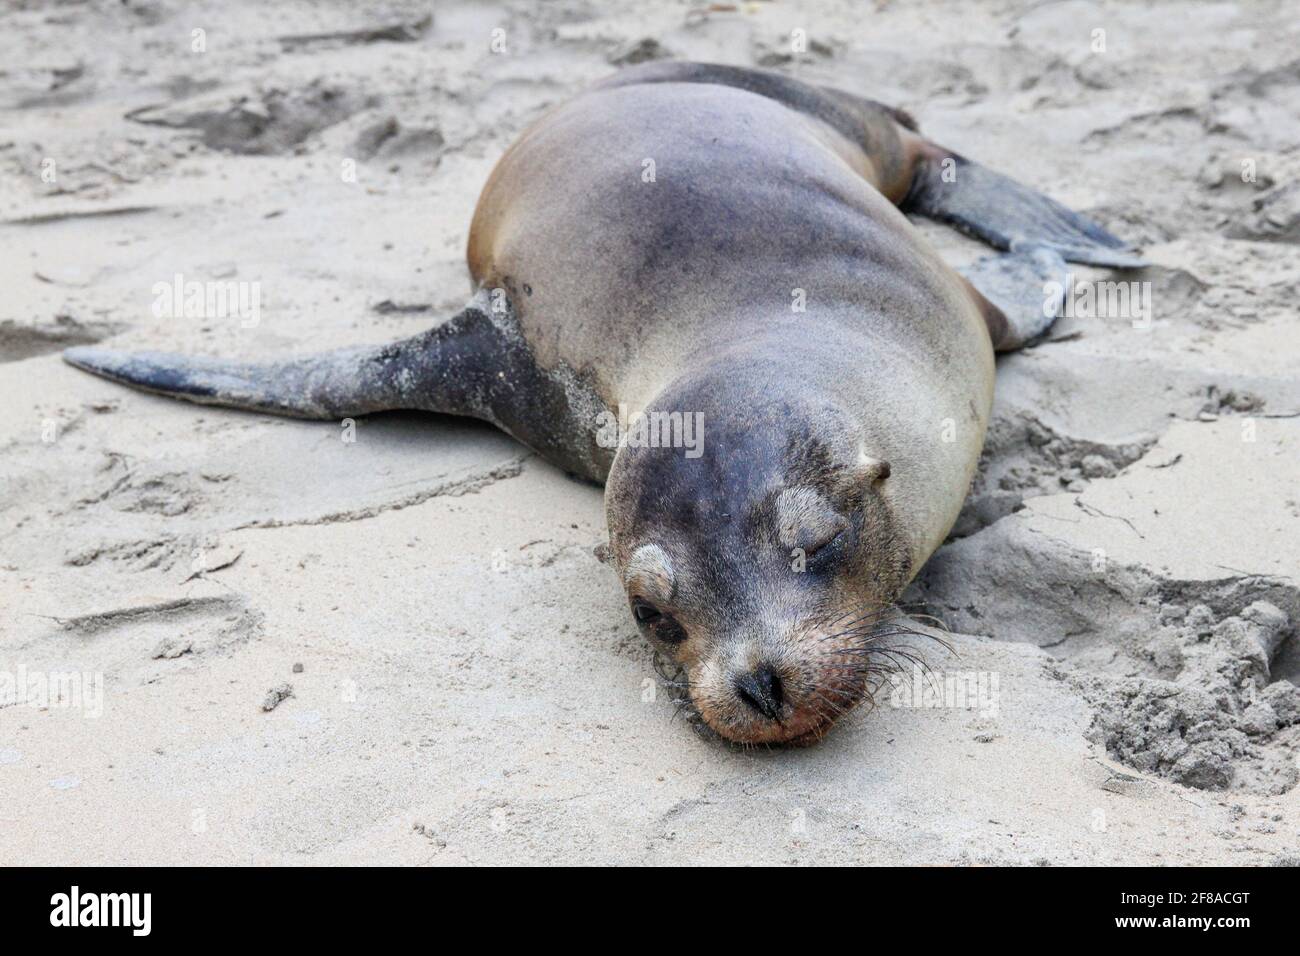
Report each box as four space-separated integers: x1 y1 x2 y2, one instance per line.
605 372 912 745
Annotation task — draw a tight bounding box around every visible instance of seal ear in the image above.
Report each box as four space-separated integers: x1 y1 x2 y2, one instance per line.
625 544 675 602
857 454 891 483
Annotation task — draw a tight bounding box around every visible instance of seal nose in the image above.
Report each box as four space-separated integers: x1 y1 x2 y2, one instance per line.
735 665 784 720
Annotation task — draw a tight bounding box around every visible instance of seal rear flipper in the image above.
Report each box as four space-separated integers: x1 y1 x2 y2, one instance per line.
960 245 1072 352
906 150 1147 269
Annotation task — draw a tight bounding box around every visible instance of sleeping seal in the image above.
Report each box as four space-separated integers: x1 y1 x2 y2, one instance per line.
64 62 1143 745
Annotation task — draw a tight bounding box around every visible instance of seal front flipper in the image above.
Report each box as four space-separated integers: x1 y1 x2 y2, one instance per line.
905 148 1147 269
62 291 527 422
959 245 1072 352
64 340 425 419
64 290 613 481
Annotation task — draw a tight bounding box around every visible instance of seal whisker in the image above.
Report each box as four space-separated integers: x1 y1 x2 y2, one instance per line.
824 647 930 672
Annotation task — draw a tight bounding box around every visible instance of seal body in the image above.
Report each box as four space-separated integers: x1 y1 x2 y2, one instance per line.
467 66 993 576
461 65 995 742
65 62 1142 745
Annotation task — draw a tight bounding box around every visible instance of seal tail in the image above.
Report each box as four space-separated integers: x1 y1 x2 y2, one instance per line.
63 299 495 420
904 146 1147 269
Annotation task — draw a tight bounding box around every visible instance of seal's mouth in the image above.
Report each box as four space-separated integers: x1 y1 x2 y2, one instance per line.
689 668 869 746
662 609 945 747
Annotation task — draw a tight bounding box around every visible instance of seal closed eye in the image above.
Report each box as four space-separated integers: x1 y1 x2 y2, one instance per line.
64 61 1144 745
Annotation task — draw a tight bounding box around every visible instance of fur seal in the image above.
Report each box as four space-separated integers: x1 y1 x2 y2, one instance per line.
65 62 1143 745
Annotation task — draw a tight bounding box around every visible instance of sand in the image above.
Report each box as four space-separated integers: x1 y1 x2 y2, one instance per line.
1 0 1297 865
